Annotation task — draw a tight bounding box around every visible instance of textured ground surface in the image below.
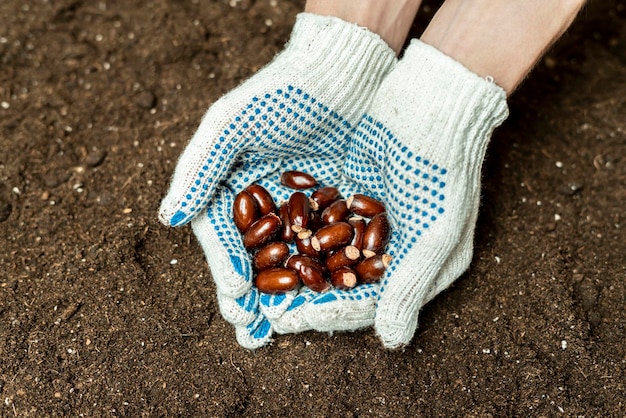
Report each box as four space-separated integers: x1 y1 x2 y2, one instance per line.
1 1 625 416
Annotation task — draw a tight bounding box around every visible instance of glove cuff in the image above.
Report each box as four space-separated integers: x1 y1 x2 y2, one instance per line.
378 39 508 157
279 13 397 114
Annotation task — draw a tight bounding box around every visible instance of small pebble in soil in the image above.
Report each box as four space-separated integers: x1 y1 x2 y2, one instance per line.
135 91 156 109
558 182 583 196
42 171 71 188
84 148 107 167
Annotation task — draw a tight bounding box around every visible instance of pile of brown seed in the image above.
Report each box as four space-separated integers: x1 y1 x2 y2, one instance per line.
233 171 391 294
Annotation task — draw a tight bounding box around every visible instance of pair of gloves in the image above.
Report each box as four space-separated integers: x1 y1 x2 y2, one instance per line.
158 13 508 349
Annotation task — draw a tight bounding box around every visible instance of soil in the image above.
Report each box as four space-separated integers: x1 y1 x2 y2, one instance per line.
1 0 625 416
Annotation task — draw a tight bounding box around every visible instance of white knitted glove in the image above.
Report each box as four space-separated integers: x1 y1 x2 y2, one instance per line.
274 40 509 348
159 13 394 227
158 13 395 349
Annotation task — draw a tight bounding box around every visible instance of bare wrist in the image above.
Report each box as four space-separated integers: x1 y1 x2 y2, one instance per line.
305 0 423 54
421 1 587 94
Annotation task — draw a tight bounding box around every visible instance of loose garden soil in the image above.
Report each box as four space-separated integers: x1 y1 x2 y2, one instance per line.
1 1 624 416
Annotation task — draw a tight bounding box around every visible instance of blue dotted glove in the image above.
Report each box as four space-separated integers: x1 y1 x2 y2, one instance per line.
158 14 395 349
191 152 362 348
275 40 509 348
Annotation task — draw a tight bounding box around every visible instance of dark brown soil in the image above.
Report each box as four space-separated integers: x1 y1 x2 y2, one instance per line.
1 1 624 416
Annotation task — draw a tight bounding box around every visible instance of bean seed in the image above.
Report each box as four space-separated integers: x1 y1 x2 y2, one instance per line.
348 217 366 251
280 170 318 189
233 190 258 232
295 235 322 258
325 245 360 271
355 254 392 283
362 212 390 256
312 222 354 253
286 254 327 274
255 267 300 293
321 199 349 224
288 191 310 233
243 213 281 250
278 202 295 242
331 267 358 290
311 186 342 211
298 264 330 293
246 184 276 215
346 194 386 218
253 241 290 270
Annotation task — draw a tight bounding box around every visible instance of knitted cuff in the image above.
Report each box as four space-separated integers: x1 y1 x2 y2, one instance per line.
280 13 397 110
390 39 509 153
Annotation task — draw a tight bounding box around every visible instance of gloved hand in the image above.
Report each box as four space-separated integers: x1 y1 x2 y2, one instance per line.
273 40 509 349
158 13 395 349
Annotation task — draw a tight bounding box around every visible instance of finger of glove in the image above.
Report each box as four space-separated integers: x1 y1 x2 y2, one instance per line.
191 192 253 299
160 82 358 227
235 314 273 350
373 215 468 349
374 231 459 349
216 289 260 327
303 283 378 332
159 99 246 227
271 287 318 335
259 289 299 320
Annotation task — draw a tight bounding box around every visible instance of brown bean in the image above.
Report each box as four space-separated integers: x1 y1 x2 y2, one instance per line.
346 194 386 218
278 202 295 242
242 213 281 250
285 254 330 292
233 190 258 232
295 235 322 259
308 211 324 233
321 199 350 224
288 191 310 233
362 212 390 256
253 242 290 271
312 222 354 253
355 254 392 284
286 254 327 275
348 217 366 251
280 170 318 189
254 267 300 294
246 184 276 215
325 245 360 271
298 264 331 293
331 267 358 290
311 187 342 211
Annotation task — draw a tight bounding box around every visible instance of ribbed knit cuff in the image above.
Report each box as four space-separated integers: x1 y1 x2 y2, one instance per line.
396 39 509 151
280 13 397 111
285 13 395 70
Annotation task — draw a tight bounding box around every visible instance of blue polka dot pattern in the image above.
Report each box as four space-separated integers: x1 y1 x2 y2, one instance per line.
242 314 272 341
286 287 319 312
171 85 356 226
311 283 379 305
345 114 448 279
197 98 450 340
235 288 259 313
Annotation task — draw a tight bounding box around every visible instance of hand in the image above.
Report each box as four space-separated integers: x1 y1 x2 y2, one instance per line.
276 40 509 349
158 13 395 348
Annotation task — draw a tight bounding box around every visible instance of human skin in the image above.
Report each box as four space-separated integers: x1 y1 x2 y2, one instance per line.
304 0 424 55
305 0 587 94
420 0 588 94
